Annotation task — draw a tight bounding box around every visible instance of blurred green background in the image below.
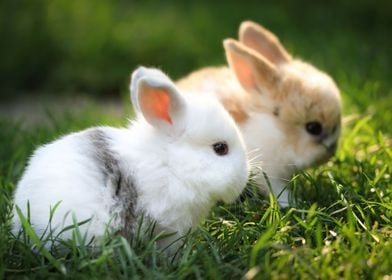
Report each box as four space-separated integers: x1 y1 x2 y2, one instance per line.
1 2 392 278
0 0 390 97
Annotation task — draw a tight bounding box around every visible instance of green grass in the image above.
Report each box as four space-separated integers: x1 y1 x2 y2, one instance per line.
1 1 392 279
1 93 391 279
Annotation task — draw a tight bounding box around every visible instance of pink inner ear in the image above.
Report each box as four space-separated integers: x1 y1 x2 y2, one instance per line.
143 88 172 124
231 53 256 92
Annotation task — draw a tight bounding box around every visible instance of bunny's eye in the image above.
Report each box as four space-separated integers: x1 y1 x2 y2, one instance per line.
305 121 323 136
213 141 229 156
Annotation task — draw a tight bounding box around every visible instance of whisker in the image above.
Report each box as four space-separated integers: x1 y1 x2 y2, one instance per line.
254 163 297 167
248 157 263 165
248 168 292 184
246 147 262 156
247 153 263 164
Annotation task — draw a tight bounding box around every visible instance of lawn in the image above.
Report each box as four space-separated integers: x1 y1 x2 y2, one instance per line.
1 1 391 279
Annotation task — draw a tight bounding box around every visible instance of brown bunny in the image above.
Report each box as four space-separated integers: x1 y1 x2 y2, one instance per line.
177 21 341 207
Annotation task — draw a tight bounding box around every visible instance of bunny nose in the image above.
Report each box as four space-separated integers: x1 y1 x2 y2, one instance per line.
322 141 337 156
320 137 338 155
327 141 337 155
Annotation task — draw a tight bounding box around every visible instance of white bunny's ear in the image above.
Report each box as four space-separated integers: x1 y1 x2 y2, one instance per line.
224 39 280 95
130 67 187 134
130 66 170 113
239 21 292 64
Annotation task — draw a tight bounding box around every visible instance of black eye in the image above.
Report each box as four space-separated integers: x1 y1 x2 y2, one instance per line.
305 121 323 136
213 141 229 156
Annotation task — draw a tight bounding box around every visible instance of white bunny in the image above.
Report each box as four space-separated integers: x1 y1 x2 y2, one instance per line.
12 66 249 253
177 21 342 207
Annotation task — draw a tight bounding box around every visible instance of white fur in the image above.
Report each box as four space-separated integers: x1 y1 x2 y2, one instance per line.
13 133 120 240
240 113 291 206
12 67 249 252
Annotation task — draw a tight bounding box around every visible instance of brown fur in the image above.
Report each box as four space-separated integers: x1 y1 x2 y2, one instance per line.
224 39 280 92
176 66 250 123
246 60 341 155
176 21 342 206
177 21 341 168
221 95 249 123
239 21 292 64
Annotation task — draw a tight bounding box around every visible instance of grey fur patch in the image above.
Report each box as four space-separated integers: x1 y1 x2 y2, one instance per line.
87 128 138 240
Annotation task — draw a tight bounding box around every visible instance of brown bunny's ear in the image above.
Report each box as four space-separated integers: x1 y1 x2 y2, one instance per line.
224 39 280 95
239 21 292 65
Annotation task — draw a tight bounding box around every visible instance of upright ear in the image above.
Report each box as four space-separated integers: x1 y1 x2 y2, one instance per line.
224 39 280 95
239 21 292 64
130 67 187 133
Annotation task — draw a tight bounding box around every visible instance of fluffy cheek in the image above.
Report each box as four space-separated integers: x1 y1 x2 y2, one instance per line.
211 152 249 203
168 143 248 203
295 139 331 169
195 157 247 202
